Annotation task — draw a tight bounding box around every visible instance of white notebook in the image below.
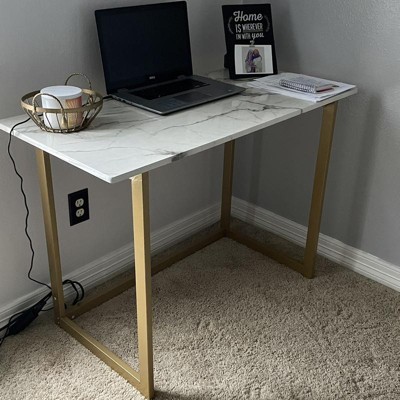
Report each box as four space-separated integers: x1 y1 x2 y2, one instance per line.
248 73 356 102
279 76 334 93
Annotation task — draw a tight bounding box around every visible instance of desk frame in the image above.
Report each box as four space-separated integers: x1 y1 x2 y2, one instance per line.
36 102 337 399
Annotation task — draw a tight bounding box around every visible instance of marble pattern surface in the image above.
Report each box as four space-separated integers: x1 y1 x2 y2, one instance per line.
0 74 357 183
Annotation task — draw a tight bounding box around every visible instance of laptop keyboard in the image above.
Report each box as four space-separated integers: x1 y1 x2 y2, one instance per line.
132 79 209 100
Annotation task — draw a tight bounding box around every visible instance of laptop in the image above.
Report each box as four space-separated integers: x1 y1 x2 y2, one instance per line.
95 1 244 115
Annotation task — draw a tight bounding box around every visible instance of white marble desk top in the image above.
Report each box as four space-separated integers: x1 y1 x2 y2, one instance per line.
0 72 357 183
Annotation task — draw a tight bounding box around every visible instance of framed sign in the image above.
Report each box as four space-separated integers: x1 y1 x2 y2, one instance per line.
222 4 278 79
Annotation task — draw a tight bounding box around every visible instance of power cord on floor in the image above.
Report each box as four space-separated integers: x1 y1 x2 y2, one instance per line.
0 278 85 347
0 118 85 347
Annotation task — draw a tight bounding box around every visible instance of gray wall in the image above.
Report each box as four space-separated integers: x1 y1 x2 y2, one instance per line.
1 0 399 312
0 0 241 308
238 0 400 266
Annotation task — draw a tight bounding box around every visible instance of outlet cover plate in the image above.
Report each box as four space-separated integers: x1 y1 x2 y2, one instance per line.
68 188 89 226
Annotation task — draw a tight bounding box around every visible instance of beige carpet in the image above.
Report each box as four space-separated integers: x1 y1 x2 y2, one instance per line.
1 233 400 399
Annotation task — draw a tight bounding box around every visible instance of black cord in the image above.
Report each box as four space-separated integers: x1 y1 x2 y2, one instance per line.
0 313 23 347
0 279 85 345
0 118 85 347
7 117 51 290
63 279 85 305
0 279 85 344
0 291 52 346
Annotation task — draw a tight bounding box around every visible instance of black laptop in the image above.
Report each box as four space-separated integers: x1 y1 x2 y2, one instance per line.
95 1 244 115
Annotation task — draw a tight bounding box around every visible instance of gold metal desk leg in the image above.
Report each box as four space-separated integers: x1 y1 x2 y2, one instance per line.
221 140 235 233
132 173 154 399
36 149 65 323
36 150 153 398
303 102 338 278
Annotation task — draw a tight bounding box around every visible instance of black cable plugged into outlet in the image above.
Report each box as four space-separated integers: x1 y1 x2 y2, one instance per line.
0 118 85 347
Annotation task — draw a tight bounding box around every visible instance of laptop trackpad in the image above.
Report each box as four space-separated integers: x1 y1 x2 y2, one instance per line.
173 91 211 103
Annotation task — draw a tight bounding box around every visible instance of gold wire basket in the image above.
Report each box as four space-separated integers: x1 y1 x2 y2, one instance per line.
21 73 103 134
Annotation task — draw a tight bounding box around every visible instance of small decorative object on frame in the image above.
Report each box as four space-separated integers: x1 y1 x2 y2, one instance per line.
222 4 278 79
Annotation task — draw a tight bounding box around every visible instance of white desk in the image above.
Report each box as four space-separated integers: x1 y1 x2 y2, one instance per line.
0 73 357 398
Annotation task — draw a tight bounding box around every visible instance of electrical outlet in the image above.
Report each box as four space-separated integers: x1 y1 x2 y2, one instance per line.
68 189 89 226
75 198 84 208
76 208 85 218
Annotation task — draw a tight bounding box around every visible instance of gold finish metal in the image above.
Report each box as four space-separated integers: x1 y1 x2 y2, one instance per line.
21 75 102 133
35 100 340 399
219 103 339 279
132 173 154 399
21 89 103 133
64 72 93 89
66 229 225 320
303 102 338 278
61 317 141 386
36 150 65 323
221 140 235 233
35 149 154 398
228 230 305 274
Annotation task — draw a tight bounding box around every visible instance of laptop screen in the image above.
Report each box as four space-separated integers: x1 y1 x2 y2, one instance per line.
95 1 193 94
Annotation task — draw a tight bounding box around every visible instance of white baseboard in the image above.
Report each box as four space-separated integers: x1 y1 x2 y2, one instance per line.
3 198 399 327
0 203 221 327
232 197 400 292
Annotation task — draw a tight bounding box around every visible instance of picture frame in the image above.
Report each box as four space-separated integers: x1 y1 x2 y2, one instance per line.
234 43 274 75
222 4 278 79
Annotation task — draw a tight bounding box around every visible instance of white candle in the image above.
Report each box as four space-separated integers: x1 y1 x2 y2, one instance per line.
40 85 83 130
